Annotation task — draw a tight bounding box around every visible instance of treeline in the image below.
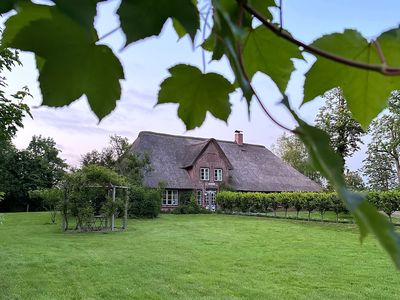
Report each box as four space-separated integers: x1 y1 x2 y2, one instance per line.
216 191 400 222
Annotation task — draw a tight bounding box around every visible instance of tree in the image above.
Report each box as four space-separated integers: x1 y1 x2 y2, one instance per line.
81 135 151 185
273 133 321 183
0 46 32 141
363 144 397 191
0 136 66 211
364 92 400 189
315 88 364 171
344 169 365 191
3 0 400 266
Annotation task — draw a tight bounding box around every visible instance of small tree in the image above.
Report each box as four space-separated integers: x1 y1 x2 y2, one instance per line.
278 193 291 218
291 194 304 219
303 193 316 221
316 194 332 221
30 188 63 224
331 194 347 223
380 191 400 223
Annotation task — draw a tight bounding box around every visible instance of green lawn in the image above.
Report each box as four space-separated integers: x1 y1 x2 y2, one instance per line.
0 213 399 299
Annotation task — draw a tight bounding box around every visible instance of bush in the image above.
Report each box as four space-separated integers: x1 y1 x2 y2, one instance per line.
216 190 400 223
173 192 209 214
129 186 161 218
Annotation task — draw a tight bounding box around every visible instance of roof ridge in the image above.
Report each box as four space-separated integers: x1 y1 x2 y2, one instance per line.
138 131 265 148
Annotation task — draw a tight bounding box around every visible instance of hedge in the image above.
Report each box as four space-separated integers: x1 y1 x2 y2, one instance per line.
216 191 400 223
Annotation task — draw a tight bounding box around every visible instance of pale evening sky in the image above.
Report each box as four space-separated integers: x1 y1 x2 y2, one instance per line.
2 0 400 170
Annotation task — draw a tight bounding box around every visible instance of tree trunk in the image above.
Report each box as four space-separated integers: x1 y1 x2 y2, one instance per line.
308 211 311 221
395 158 400 186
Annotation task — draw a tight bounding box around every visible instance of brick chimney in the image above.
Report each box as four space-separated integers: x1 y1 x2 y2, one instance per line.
234 130 243 146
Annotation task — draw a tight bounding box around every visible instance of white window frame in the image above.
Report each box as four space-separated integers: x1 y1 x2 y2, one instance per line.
200 167 210 181
196 190 203 206
162 190 178 206
214 168 223 181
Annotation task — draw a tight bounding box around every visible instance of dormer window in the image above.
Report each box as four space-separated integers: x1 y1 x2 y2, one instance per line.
200 168 209 181
214 168 223 181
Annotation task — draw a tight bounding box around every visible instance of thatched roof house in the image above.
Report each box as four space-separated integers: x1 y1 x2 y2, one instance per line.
130 131 321 210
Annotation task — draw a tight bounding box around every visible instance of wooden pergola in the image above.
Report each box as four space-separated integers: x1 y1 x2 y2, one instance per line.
62 184 130 232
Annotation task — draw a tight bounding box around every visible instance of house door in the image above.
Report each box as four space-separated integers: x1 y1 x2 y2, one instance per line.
205 190 217 211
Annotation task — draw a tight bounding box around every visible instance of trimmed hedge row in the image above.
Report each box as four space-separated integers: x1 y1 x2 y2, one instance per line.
216 191 400 222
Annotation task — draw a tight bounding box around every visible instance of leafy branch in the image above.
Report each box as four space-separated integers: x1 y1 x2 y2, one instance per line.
242 1 400 76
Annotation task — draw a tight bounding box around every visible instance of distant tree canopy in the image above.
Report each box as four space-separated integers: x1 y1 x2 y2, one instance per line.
81 135 151 185
315 88 364 171
0 135 67 211
273 133 322 184
364 92 400 190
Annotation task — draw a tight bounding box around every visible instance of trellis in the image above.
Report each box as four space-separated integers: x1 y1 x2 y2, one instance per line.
61 184 130 232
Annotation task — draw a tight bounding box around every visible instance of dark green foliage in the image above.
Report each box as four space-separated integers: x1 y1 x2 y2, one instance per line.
64 165 127 230
0 45 32 141
81 135 151 185
217 191 400 224
129 186 160 218
0 136 66 212
172 191 208 214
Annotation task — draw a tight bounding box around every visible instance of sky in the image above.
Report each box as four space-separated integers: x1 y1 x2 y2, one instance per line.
2 0 400 170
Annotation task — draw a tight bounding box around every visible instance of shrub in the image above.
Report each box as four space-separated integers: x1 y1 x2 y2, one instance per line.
173 192 210 214
129 186 161 218
379 191 400 222
330 193 347 222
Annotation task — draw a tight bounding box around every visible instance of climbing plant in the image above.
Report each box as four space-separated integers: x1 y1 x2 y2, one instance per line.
2 0 400 267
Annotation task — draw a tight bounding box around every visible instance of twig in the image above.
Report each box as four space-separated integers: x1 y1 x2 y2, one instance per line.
98 27 120 42
279 0 283 30
373 39 387 66
242 2 400 76
201 5 212 72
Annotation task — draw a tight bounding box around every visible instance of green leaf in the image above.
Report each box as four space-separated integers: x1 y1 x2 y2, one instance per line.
212 0 253 105
303 29 400 129
248 0 276 20
243 25 302 94
172 18 186 39
157 64 234 130
0 0 16 14
284 98 400 269
118 0 199 46
2 2 52 47
53 0 104 35
4 4 124 120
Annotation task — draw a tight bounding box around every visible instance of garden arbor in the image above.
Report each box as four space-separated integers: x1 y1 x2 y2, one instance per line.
61 165 129 232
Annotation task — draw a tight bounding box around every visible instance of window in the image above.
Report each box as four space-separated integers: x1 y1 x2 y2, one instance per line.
214 168 223 181
200 168 209 181
162 190 178 206
196 190 203 206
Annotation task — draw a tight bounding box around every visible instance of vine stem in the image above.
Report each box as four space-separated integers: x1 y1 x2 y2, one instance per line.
236 4 293 133
242 2 400 76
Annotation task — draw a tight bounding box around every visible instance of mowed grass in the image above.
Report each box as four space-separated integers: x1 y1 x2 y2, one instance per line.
0 213 399 299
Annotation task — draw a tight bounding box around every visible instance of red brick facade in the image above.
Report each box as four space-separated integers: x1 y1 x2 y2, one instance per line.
162 140 231 211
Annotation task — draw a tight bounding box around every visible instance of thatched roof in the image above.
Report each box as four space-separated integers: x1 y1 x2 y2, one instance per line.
130 131 322 192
